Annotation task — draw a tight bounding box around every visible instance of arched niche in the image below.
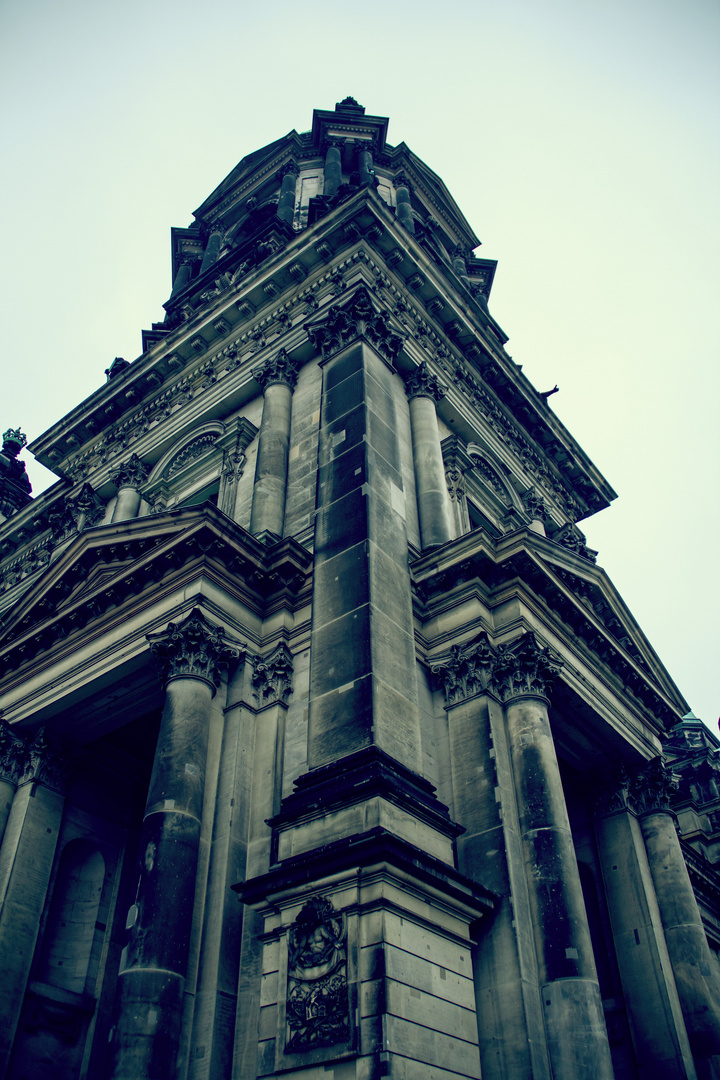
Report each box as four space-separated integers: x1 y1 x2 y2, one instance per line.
37 840 105 995
143 423 225 512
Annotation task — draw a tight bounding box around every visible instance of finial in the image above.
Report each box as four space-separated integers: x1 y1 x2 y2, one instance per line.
2 428 27 457
336 96 365 113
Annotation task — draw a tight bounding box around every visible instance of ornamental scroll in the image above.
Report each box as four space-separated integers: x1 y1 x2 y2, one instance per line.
285 897 350 1053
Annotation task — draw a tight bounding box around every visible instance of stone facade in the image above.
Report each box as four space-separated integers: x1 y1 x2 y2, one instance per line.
0 97 718 1080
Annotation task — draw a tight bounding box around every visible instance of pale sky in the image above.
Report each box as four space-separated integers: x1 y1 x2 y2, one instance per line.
1 0 718 729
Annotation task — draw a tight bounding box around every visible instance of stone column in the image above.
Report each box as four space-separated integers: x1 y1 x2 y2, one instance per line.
109 453 150 523
323 140 342 197
358 147 374 186
634 758 720 1080
276 162 298 225
169 254 195 300
593 765 697 1079
0 729 69 1076
405 362 454 549
249 349 299 541
395 173 415 234
199 221 225 275
492 633 614 1080
109 609 239 1080
0 719 25 847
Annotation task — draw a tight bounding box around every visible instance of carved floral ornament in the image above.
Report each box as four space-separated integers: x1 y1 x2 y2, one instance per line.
109 452 150 491
432 631 562 706
252 348 302 393
305 286 404 366
285 896 350 1054
404 362 447 403
147 608 243 693
0 720 70 792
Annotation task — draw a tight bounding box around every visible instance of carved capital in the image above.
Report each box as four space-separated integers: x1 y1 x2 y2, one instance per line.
629 757 678 816
306 287 403 366
522 488 548 522
147 609 243 693
490 632 562 704
109 452 150 491
0 718 26 785
72 483 105 528
22 727 70 793
252 643 294 707
432 632 496 705
286 896 350 1053
253 348 301 392
405 362 447 402
592 763 634 817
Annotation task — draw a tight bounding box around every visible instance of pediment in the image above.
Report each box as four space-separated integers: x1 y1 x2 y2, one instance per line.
0 506 311 681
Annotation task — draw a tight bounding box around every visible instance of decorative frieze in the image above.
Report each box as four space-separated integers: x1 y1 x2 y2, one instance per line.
251 643 294 706
404 362 447 402
147 608 242 693
285 897 350 1053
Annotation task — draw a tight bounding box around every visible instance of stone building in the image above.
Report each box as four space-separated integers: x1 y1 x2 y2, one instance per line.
0 98 718 1080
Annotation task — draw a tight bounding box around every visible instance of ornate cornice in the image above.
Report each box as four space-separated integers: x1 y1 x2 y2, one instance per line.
109 453 150 491
0 717 26 785
404 362 447 402
305 286 404 366
489 632 562 705
252 348 301 393
147 608 243 693
252 642 294 707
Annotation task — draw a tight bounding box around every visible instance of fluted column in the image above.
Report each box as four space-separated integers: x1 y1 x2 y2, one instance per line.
109 609 240 1080
109 453 150 522
492 633 614 1080
0 729 69 1076
634 758 720 1079
249 349 299 541
405 362 454 548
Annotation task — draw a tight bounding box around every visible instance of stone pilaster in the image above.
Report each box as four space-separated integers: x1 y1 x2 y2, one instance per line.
492 633 614 1080
109 453 150 522
633 758 720 1079
0 728 69 1076
405 363 454 549
108 609 241 1080
249 349 300 541
593 764 697 1079
0 718 25 846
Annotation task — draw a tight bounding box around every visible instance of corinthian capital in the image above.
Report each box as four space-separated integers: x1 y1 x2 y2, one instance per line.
252 643 294 706
147 608 243 693
432 633 496 705
490 632 562 704
253 348 301 392
405 362 447 402
109 452 150 491
629 757 678 816
0 717 26 785
22 727 70 793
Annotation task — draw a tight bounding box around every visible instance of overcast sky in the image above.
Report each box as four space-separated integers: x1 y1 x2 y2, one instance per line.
1 0 718 730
